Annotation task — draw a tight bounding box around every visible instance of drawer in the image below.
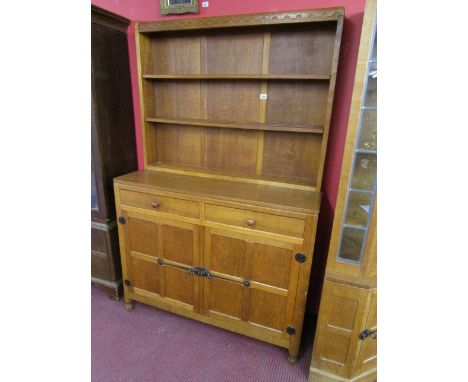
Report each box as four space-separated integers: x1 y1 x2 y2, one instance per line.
204 204 305 238
119 189 199 219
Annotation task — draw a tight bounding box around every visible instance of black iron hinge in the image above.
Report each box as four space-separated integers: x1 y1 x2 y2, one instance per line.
124 279 131 286
286 326 296 335
118 216 126 225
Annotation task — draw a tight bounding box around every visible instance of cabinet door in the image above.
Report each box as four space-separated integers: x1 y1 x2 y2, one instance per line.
121 210 200 313
355 292 377 375
203 227 302 340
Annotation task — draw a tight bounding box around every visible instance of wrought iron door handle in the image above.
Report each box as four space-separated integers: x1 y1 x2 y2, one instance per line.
359 328 377 340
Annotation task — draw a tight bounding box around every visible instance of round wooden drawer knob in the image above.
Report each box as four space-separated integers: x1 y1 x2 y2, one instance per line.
246 218 255 226
151 200 160 208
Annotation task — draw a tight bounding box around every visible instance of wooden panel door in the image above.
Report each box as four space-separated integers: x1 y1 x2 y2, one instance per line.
121 210 201 313
202 227 302 344
355 291 377 375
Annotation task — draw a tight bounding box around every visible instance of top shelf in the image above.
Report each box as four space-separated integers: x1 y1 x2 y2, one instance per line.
142 74 331 81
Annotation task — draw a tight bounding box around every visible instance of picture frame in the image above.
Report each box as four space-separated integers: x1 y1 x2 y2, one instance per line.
160 0 199 16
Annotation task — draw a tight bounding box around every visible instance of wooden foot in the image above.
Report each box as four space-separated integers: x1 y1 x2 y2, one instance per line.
124 301 134 311
287 354 298 364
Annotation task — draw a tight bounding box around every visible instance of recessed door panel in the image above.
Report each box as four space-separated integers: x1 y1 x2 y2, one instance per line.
249 289 287 332
208 278 244 319
128 217 158 257
250 243 292 289
133 257 159 295
161 224 194 266
163 266 194 306
210 233 248 277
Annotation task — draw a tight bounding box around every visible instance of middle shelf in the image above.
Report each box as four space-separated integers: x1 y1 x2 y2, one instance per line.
142 74 331 80
145 117 324 134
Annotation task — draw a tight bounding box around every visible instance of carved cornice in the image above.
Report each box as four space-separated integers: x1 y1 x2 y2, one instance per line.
138 8 344 33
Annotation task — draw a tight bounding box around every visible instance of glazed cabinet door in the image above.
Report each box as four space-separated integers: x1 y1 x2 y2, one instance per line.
202 227 302 344
120 210 201 313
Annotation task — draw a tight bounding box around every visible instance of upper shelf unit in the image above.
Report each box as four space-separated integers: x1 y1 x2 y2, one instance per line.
135 9 344 191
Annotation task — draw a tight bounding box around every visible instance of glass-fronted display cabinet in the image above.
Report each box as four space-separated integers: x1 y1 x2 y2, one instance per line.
311 1 377 381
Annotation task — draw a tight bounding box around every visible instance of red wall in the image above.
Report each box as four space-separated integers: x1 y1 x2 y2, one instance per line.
92 0 366 312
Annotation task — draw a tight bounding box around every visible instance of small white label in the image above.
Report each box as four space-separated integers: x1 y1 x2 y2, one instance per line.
202 1 209 7
259 93 268 100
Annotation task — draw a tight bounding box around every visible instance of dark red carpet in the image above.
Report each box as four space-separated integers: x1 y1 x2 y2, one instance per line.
92 286 313 382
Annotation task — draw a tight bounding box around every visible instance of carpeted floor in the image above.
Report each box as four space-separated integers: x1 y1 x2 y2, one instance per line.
92 286 315 382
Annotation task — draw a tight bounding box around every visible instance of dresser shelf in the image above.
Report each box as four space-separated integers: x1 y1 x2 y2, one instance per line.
145 117 324 134
142 74 331 80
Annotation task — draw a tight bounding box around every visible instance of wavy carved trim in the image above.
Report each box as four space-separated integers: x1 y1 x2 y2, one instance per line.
139 8 344 33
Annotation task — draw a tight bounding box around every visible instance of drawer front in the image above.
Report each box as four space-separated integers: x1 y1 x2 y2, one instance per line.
204 204 305 238
119 189 199 219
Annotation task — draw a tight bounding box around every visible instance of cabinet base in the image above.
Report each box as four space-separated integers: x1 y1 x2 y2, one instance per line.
92 278 122 301
309 367 376 382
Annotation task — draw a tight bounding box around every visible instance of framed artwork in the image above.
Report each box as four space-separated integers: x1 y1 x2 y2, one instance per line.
160 0 199 15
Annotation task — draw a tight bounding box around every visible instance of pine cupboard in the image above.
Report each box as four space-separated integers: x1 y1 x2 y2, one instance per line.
310 0 377 380
114 8 344 362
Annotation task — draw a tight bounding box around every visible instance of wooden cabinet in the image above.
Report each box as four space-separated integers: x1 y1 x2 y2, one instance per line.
91 5 137 300
114 8 344 361
310 1 377 380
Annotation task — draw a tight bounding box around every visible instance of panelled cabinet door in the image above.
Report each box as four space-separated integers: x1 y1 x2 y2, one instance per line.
355 292 377 375
202 228 302 341
121 210 201 313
